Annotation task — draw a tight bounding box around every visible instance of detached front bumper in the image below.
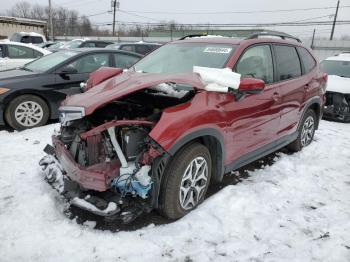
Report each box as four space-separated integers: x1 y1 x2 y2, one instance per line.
39 135 123 218
51 136 121 191
323 92 350 123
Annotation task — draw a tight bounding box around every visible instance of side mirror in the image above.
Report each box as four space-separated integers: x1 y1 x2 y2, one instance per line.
239 78 265 94
58 66 78 75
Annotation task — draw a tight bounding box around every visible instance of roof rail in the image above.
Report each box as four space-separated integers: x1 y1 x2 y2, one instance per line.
179 34 208 40
246 31 302 43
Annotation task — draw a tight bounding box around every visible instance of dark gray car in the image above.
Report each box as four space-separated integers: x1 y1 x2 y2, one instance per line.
0 48 142 130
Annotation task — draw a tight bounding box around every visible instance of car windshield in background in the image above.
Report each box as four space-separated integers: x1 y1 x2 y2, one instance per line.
23 51 78 72
134 43 237 74
321 60 350 78
64 40 83 48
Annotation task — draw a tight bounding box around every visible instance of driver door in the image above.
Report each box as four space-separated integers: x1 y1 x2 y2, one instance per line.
223 44 282 161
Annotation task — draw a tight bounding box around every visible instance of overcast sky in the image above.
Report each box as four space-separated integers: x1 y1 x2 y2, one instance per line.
3 0 350 38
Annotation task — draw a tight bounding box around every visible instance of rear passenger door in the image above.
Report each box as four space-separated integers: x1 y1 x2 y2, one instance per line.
272 44 305 136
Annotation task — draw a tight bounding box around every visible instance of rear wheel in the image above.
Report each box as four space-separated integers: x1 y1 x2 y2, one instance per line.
5 95 49 130
287 109 316 152
158 143 212 219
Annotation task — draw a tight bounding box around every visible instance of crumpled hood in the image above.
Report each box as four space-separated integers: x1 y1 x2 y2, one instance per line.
62 71 205 115
327 75 350 94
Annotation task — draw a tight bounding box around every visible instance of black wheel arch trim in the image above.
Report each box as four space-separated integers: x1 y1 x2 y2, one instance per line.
298 96 322 130
167 128 226 183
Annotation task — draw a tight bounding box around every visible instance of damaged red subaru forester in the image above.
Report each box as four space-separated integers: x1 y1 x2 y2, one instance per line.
40 32 327 224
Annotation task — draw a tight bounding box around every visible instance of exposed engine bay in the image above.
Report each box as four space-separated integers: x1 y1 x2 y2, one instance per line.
39 83 194 223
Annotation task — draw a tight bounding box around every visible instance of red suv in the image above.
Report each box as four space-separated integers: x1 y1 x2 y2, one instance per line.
40 32 327 223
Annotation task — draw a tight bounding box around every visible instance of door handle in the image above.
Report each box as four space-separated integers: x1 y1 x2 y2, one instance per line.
272 92 280 102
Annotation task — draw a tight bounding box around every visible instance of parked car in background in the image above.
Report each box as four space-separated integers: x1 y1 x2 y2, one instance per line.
321 52 350 122
38 41 62 49
9 32 47 44
106 42 162 55
0 48 142 130
40 32 327 223
55 39 115 50
0 41 51 71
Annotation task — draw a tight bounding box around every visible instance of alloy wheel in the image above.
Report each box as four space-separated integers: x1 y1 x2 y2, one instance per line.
179 156 209 210
301 115 315 146
14 101 44 127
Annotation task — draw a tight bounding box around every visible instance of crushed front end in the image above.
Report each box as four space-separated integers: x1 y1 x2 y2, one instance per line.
323 91 350 122
39 76 196 223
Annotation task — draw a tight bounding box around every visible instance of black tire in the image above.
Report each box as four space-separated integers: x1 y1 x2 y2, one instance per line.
5 95 49 130
158 142 212 219
287 109 317 152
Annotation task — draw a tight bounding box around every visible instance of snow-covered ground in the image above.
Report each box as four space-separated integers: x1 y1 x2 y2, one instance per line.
0 120 349 262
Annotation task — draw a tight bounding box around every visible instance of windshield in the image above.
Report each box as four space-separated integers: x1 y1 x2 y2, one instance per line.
50 42 65 49
63 40 83 49
134 43 237 74
321 60 350 78
23 51 78 72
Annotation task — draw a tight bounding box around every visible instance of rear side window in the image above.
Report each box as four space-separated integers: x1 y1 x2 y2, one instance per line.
120 45 135 53
235 45 274 84
8 45 37 59
96 42 110 48
82 42 96 48
297 47 316 74
114 53 139 68
274 45 301 81
135 45 149 55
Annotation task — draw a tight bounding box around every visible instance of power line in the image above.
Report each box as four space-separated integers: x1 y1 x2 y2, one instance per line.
93 20 350 27
120 5 350 15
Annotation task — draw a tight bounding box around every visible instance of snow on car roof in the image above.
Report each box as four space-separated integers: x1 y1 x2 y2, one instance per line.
18 31 44 37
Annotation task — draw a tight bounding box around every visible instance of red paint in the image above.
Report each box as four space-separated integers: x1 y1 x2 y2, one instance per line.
52 136 120 191
86 67 123 91
238 78 265 92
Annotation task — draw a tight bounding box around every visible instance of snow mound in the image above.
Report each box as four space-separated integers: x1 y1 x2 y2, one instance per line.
0 121 350 262
194 66 241 93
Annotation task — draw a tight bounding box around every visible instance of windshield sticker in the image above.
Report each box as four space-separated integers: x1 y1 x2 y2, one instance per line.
203 47 232 54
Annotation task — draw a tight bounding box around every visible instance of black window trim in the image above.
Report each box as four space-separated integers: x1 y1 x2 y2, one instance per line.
233 43 275 86
271 43 303 84
296 46 317 75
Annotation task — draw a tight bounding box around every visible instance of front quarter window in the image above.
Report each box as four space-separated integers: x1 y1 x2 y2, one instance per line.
134 43 236 74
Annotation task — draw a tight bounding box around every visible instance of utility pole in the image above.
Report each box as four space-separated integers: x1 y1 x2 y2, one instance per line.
112 0 116 36
311 29 316 49
112 0 120 38
48 0 54 40
330 0 340 40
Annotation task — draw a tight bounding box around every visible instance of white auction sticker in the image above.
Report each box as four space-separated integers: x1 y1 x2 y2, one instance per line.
203 47 232 54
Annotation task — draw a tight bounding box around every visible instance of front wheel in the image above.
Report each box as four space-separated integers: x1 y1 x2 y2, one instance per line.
5 95 49 130
288 109 316 152
158 143 212 219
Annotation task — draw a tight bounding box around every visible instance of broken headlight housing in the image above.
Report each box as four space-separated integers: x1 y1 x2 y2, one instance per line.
59 106 85 126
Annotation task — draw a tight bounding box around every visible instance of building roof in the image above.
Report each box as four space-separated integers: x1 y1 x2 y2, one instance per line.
0 16 46 27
